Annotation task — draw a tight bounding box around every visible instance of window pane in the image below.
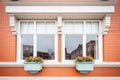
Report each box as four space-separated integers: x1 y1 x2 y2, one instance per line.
28 22 34 34
65 35 83 60
46 21 56 33
20 22 28 34
86 35 98 59
63 21 74 33
85 21 92 34
21 35 33 59
37 35 54 60
92 21 99 33
74 21 84 33
36 21 46 33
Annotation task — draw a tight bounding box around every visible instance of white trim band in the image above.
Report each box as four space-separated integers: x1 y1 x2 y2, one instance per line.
0 62 120 67
0 77 120 80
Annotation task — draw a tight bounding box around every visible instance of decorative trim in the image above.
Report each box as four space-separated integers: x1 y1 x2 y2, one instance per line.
9 15 17 34
0 77 120 80
57 15 62 34
103 14 112 35
0 62 120 67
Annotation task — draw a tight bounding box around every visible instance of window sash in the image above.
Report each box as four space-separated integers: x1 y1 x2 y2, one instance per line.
63 20 99 34
20 20 56 34
63 34 100 61
19 20 57 61
62 20 101 61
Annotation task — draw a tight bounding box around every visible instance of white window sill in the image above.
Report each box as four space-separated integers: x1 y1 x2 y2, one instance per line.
0 62 120 67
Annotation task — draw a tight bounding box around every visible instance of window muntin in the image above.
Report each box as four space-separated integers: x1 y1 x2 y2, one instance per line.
36 21 56 34
74 21 84 33
63 20 99 34
37 35 55 60
63 21 84 34
20 22 34 34
65 35 83 60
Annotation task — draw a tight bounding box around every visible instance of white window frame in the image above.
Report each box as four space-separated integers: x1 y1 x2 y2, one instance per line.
62 20 103 63
17 20 58 63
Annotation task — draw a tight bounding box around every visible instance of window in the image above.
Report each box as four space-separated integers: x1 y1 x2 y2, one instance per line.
63 20 102 61
18 20 57 61
65 35 83 60
18 20 102 62
63 21 84 34
37 35 55 60
86 35 98 60
21 35 33 59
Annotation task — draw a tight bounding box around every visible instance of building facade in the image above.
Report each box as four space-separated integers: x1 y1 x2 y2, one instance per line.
0 0 120 80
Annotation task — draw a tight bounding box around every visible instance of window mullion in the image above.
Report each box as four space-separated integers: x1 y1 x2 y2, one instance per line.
98 34 103 61
27 21 28 33
62 35 65 61
33 34 37 57
91 21 93 33
17 34 22 62
83 34 86 57
55 34 58 61
83 21 86 57
34 21 37 57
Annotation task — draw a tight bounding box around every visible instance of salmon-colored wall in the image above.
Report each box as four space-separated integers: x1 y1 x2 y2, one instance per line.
0 0 16 62
0 0 120 76
103 0 120 62
0 67 120 76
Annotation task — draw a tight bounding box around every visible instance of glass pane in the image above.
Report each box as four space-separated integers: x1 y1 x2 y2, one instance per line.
85 21 92 34
65 35 83 60
86 35 98 59
20 22 28 34
21 35 33 59
37 35 54 60
74 21 84 33
28 22 34 34
63 21 74 33
46 21 56 33
92 21 99 33
36 21 46 33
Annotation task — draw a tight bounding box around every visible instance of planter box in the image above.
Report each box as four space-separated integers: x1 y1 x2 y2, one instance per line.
76 62 94 73
24 62 42 74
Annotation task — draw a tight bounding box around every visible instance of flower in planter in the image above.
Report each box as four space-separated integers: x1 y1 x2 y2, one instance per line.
86 56 93 62
75 56 93 63
25 56 43 63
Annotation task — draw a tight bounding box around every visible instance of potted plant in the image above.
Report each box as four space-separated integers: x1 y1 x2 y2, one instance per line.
75 56 94 74
24 56 43 74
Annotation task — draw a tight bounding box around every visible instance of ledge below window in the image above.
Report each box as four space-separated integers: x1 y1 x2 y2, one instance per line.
0 62 120 67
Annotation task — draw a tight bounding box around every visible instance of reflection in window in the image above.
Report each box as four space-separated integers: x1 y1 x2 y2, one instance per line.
37 35 54 60
21 35 33 59
65 35 83 60
86 35 98 59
